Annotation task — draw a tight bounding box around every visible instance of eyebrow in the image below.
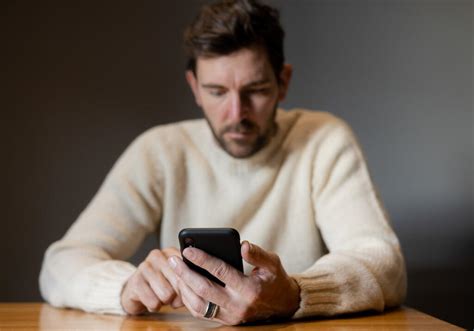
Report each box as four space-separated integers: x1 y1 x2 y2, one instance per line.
201 78 272 89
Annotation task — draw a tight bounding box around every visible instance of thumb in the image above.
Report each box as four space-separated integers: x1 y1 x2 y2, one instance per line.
241 241 279 272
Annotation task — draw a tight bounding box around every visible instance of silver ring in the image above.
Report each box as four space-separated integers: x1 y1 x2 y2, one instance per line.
203 301 219 319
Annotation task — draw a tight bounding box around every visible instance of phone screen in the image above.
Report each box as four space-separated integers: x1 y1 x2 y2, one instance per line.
178 228 243 287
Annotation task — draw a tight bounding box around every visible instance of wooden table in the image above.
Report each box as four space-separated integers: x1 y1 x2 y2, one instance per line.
0 303 462 330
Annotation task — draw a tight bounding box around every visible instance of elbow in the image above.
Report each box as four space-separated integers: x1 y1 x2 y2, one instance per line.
38 243 69 309
39 261 56 306
39 261 58 307
383 247 407 308
366 239 407 309
38 255 58 308
352 237 407 309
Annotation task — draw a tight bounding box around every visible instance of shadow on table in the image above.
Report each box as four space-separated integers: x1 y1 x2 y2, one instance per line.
39 303 407 331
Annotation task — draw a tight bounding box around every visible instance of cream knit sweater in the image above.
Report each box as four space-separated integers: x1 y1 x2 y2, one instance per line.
39 109 406 319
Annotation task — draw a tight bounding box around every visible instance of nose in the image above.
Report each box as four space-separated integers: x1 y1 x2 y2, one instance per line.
228 92 248 121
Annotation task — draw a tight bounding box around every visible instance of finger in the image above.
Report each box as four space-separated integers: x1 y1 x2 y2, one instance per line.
176 275 208 319
163 247 181 256
241 241 279 272
177 276 228 324
181 247 244 289
121 279 147 315
169 256 228 308
140 262 176 305
160 251 182 291
147 250 181 297
123 299 147 315
171 295 184 308
134 273 162 312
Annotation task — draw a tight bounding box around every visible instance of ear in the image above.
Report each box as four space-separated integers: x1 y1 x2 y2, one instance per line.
277 63 293 102
185 70 202 107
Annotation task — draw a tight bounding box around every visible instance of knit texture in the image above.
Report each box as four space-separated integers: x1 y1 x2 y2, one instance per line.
39 109 406 318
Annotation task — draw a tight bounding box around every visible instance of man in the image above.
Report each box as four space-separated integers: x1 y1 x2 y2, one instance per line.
39 0 406 326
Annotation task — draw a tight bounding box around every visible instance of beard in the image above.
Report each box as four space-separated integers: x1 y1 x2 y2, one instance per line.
205 105 278 158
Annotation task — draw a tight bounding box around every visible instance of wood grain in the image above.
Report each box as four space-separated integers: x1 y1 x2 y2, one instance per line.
0 303 462 330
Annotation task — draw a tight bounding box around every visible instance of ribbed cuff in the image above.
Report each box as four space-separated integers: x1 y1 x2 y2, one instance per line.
69 260 137 315
290 253 386 319
290 268 341 319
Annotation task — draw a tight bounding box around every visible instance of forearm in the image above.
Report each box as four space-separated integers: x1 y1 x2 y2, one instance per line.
290 238 406 319
39 206 151 314
299 119 407 318
39 130 164 314
39 241 137 315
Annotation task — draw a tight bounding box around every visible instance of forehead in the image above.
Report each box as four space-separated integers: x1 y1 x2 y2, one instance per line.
196 47 275 84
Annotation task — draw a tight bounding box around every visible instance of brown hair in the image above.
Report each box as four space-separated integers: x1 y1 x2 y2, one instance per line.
184 0 285 82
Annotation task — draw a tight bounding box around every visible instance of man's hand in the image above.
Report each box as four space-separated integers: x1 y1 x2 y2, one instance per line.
121 247 184 315
168 241 300 325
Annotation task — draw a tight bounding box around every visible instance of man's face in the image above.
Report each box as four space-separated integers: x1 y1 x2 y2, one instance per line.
186 47 292 158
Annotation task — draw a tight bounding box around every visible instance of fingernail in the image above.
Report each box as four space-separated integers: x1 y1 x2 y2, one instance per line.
183 247 194 259
168 256 177 269
247 241 253 253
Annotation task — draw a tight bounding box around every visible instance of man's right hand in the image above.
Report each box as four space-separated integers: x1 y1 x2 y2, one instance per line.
120 247 184 315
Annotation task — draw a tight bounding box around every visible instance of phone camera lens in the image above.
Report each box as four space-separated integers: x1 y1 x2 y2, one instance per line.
184 237 194 247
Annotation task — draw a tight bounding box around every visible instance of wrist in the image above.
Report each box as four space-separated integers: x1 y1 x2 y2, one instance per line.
287 276 301 316
278 276 300 318
119 279 131 314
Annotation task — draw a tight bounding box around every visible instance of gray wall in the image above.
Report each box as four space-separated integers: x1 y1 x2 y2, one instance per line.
1 0 472 328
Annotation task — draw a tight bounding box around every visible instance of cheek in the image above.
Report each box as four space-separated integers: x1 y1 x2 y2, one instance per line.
253 96 278 121
252 91 278 112
201 94 226 113
201 99 227 128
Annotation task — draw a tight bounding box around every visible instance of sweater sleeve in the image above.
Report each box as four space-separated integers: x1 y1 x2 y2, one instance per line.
291 120 407 319
39 130 163 315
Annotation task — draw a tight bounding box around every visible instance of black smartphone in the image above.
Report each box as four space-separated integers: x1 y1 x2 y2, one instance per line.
178 228 244 287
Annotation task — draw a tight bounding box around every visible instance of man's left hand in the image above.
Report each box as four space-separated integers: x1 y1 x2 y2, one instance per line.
168 241 300 325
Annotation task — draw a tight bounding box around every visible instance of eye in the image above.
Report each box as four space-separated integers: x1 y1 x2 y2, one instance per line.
209 89 226 97
244 88 271 97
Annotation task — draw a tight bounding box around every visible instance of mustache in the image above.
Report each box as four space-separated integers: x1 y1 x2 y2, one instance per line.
223 119 258 133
